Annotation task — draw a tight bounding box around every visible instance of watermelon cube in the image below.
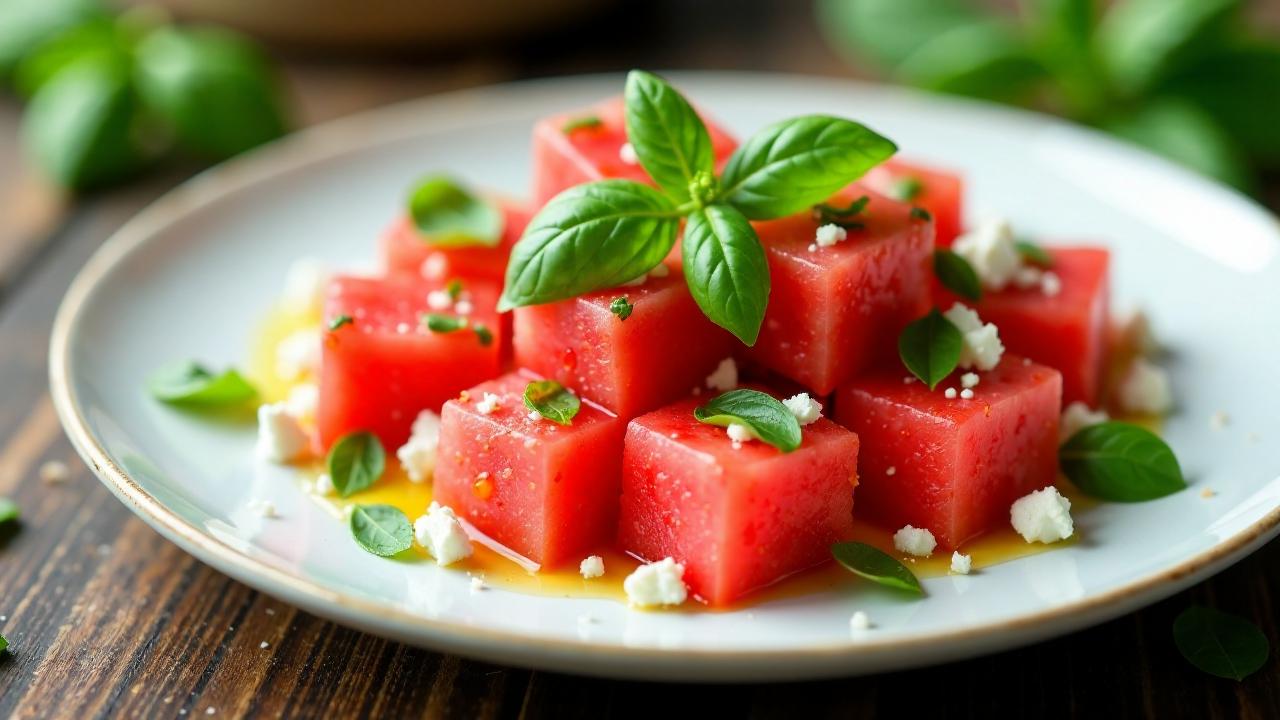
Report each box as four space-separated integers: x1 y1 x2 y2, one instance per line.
433 371 626 567
834 356 1061 550
617 395 860 606
746 185 933 395
863 158 965 247
380 197 533 283
513 263 735 419
531 96 738 205
317 274 504 451
936 247 1110 405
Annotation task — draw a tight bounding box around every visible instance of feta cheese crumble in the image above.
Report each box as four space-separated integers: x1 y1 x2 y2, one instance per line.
281 258 329 314
943 303 1005 371
952 219 1021 290
944 387 958 399
413 502 474 566
1059 401 1109 444
256 402 311 462
950 551 972 575
470 576 485 592
426 289 453 310
892 525 936 557
705 357 738 391
814 223 847 248
313 473 334 496
960 372 980 389
579 555 605 579
783 392 823 425
1010 487 1073 544
726 422 758 444
474 392 502 415
623 557 688 607
397 409 441 483
275 328 321 381
1040 271 1062 297
959 388 975 400
619 142 638 165
1116 358 1173 415
286 383 319 418
455 299 474 316
849 611 871 632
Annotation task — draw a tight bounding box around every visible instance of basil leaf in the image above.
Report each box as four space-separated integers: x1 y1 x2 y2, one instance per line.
889 176 923 202
561 114 602 134
1098 0 1240 96
349 504 412 557
898 309 962 390
683 204 770 345
424 314 467 333
831 541 923 594
623 69 715 203
609 296 634 321
22 60 149 190
1015 239 1055 267
1060 421 1186 501
13 18 130 98
328 314 353 331
694 389 801 453
719 115 897 220
0 0 102 78
0 497 18 525
894 20 1047 102
1104 98 1250 191
815 0 985 68
407 176 504 248
327 431 386 498
523 380 580 425
134 27 286 159
910 207 932 222
1165 42 1280 164
472 324 494 347
1174 606 1270 681
148 361 257 407
500 180 680 310
933 249 981 301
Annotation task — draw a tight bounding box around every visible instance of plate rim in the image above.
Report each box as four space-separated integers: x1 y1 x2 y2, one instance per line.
47 70 1280 681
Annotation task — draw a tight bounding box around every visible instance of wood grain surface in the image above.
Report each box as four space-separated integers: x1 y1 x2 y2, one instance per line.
2 2 1280 716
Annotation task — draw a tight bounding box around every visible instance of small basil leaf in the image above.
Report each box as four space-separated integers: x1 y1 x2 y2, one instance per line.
1174 606 1270 681
1060 421 1186 501
815 0 985 68
407 176 504 248
933 249 981 301
1015 239 1055 267
898 309 962 390
22 61 149 190
561 114 602 134
1103 98 1251 191
719 115 897 220
683 204 770 345
889 175 923 202
894 20 1047 102
694 389 802 453
472 324 494 347
134 27 286 159
609 296 634 320
328 314 353 331
0 497 19 525
0 0 103 78
910 207 932 222
623 69 715 202
327 431 386 498
523 380 581 426
1098 0 1240 96
831 541 923 594
424 314 467 333
349 503 413 557
149 361 258 406
500 180 680 310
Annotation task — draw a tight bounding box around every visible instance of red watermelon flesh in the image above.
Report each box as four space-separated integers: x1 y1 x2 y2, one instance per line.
864 158 965 247
380 197 533 283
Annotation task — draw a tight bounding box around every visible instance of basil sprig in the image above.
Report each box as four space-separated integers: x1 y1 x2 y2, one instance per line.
350 503 412 557
831 541 923 594
148 361 257 407
694 389 802 452
1174 606 1270 681
0 497 18 525
408 175 504 248
933 249 982 301
1015 239 1055 267
1060 422 1185 501
898 309 962 389
523 380 580 425
501 70 897 345
327 431 386 498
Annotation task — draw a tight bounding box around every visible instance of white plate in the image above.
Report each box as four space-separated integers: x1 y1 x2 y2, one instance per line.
50 72 1280 682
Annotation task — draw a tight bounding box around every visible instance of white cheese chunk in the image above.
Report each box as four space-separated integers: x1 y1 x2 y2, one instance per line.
814 223 848 248
960 372 980 389
256 402 311 463
413 502 473 566
959 388 974 400
1040 271 1062 297
286 383 319 418
892 525 936 557
623 557 688 607
783 393 823 425
726 423 758 443
849 611 871 632
943 303 1005 371
950 551 972 575
1059 401 1109 444
579 555 605 579
1116 358 1173 415
313 473 334 496
397 409 442 483
705 357 738 392
275 328 321 381
426 289 453 310
1010 487 1074 544
952 218 1021 290
475 392 502 415
619 142 639 165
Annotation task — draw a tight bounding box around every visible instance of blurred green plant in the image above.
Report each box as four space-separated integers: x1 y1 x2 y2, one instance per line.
1 0 288 191
817 0 1280 192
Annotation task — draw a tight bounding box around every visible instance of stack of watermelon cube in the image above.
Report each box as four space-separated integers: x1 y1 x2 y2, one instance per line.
315 88 1114 606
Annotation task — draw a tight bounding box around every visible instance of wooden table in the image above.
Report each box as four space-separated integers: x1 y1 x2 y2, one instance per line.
2 3 1279 716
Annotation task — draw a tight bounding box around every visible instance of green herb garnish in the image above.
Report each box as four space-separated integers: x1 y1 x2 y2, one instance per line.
328 314 353 331
0 633 7 654
408 175 503 248
812 195 870 229
831 541 923 594
694 389 802 453
472 324 493 347
910 206 932 222
0 497 18 525
609 296 634 320
500 69 896 345
1060 422 1185 501
889 175 924 202
933 249 982 301
148 361 257 407
1015 239 1055 267
898 309 962 390
349 503 412 557
326 431 385 498
423 313 467 333
523 380 581 425
1174 606 1270 681
445 278 464 301
561 114 603 134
